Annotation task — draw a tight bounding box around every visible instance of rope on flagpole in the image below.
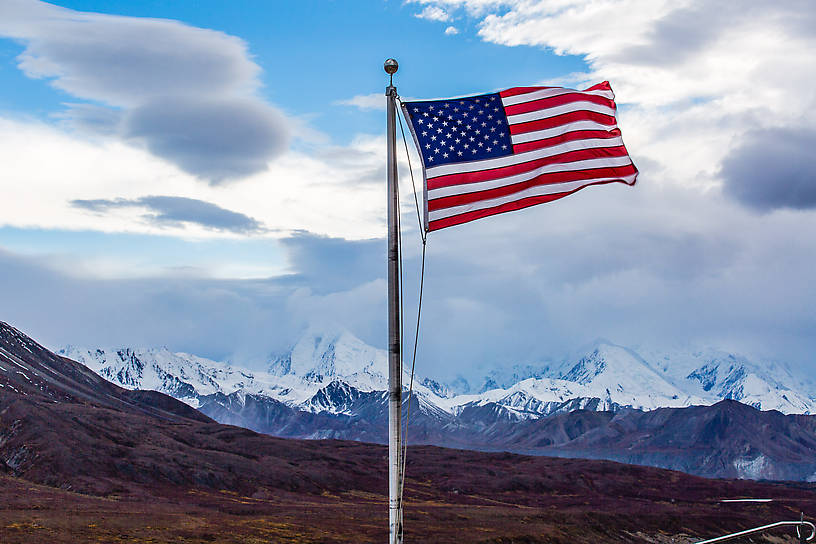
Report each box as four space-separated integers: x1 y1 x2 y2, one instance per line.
396 98 428 539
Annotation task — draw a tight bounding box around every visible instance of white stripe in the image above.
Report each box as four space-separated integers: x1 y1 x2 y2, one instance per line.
501 88 614 107
506 101 616 125
428 155 633 199
428 173 638 221
510 120 617 144
426 136 624 179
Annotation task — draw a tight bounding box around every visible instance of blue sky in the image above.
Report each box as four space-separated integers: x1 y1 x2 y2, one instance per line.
0 0 814 379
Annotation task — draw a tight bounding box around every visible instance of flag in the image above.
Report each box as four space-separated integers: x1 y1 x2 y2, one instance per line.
401 82 637 232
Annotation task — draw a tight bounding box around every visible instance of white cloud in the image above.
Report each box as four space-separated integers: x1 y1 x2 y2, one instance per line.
414 6 451 22
0 116 424 241
411 0 816 199
333 93 387 111
0 0 290 181
444 26 459 35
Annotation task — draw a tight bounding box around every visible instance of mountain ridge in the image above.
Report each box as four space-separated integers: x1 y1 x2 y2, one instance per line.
53 324 816 481
60 327 816 418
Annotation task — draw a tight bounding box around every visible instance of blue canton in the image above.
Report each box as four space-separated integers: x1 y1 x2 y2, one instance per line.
405 93 513 167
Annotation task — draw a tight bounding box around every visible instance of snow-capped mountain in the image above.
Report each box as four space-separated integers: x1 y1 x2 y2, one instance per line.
268 327 388 390
62 331 816 424
634 346 815 415
56 328 816 481
58 346 257 407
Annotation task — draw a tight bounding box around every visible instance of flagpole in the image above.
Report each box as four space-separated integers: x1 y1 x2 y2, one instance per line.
384 57 403 544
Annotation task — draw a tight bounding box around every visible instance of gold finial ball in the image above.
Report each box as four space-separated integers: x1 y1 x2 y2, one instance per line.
384 58 399 75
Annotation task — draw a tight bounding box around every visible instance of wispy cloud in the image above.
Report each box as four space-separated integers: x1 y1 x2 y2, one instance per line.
333 93 387 111
71 196 266 234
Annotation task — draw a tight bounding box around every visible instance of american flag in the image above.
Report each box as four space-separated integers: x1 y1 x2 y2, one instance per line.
401 82 637 232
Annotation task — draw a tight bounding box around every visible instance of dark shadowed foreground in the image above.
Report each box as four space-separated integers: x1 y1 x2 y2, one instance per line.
2 320 815 543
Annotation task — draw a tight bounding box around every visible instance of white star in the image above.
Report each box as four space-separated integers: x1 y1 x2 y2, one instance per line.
428 156 434 161
486 147 492 152
443 152 449 158
502 144 508 149
457 151 463 156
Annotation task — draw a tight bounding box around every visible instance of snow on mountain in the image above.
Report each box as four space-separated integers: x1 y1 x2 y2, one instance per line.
634 347 816 415
554 343 705 410
443 343 705 420
60 327 444 416
62 331 815 420
268 326 388 391
58 346 256 407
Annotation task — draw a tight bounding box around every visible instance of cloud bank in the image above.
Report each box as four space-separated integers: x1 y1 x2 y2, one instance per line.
0 0 289 182
721 128 816 212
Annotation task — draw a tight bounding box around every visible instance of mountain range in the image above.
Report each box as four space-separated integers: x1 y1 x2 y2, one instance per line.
8 319 816 543
58 326 816 481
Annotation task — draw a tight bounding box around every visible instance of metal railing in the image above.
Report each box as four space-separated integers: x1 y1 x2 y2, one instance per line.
693 517 815 543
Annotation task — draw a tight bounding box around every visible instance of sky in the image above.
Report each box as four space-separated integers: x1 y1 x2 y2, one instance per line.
0 0 814 380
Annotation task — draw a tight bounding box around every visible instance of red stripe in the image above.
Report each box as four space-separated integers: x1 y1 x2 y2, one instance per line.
427 145 631 190
503 92 615 116
512 128 621 154
498 81 611 99
508 110 617 136
428 164 638 212
500 87 559 98
584 81 612 93
428 176 631 232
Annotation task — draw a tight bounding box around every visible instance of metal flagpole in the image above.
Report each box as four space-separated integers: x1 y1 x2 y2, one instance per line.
384 57 403 544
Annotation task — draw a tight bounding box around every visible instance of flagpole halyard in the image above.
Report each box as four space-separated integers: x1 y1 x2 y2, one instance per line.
384 57 403 544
